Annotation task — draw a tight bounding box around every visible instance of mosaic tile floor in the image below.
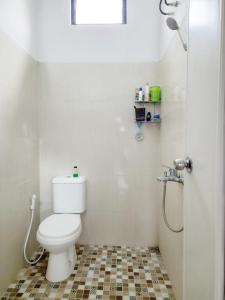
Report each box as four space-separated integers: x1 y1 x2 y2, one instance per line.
1 245 175 300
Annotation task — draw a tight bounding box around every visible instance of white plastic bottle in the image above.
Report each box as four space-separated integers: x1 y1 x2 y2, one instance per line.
138 88 143 102
144 84 150 102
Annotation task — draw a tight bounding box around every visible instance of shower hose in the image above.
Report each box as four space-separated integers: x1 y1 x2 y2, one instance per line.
162 182 183 233
24 195 45 264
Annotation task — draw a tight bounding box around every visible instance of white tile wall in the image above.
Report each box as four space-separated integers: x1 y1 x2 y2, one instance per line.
38 62 160 247
0 32 39 294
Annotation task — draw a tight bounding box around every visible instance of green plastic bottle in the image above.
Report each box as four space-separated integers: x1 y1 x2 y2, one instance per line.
73 166 79 178
150 86 161 102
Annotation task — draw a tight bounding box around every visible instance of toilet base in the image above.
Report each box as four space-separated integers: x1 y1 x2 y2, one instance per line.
46 246 77 282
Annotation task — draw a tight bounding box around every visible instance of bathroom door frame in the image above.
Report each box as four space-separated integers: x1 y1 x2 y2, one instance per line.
213 0 225 298
222 1 225 296
217 0 225 295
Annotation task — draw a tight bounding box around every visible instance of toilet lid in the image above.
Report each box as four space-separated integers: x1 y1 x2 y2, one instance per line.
38 214 81 238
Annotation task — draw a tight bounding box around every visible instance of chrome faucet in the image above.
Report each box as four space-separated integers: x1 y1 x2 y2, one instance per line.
157 165 184 184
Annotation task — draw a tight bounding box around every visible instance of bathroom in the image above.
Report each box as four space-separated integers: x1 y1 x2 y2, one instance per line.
0 0 224 299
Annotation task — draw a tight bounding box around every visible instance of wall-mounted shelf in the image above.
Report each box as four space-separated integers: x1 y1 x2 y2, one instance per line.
134 103 161 124
135 100 161 104
136 119 161 124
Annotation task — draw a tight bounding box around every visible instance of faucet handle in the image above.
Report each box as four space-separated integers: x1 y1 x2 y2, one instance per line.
162 165 171 176
162 165 179 177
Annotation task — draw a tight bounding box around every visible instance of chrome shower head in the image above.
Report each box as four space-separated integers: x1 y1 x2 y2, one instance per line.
166 17 187 51
166 17 179 30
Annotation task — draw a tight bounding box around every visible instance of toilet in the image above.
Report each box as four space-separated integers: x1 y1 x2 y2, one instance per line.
37 176 86 282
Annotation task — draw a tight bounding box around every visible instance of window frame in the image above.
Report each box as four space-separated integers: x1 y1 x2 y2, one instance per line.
71 0 127 25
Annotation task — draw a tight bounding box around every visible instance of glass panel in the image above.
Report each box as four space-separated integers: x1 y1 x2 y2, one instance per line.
74 0 125 25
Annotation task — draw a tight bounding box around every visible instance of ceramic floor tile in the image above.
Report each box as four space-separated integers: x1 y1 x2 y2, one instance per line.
1 245 175 300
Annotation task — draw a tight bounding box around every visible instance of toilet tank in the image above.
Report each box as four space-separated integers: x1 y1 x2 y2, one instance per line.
52 176 86 213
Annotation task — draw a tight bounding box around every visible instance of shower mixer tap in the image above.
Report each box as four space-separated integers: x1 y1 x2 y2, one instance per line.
157 165 184 184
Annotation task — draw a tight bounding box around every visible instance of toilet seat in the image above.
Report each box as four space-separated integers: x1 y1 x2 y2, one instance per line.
38 214 81 239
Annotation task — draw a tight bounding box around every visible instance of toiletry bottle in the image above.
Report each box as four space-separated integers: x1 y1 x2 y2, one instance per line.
150 86 161 102
135 88 139 102
73 166 79 178
138 88 143 102
153 113 160 120
149 86 151 101
144 84 150 102
146 112 151 121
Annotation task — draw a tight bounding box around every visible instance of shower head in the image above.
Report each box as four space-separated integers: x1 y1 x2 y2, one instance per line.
166 17 187 51
166 17 179 30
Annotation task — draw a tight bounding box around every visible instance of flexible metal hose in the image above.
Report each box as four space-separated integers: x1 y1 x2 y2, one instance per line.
162 182 183 233
24 195 45 264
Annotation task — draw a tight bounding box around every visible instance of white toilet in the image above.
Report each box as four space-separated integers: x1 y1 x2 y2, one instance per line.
37 176 86 282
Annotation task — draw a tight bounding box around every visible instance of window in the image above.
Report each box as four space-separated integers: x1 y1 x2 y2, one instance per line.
71 0 127 25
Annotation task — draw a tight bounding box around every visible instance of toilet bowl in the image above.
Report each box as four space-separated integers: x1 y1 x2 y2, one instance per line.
37 214 81 282
37 176 86 282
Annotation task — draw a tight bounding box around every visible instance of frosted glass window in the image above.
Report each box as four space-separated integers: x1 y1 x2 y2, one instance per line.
71 0 127 25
